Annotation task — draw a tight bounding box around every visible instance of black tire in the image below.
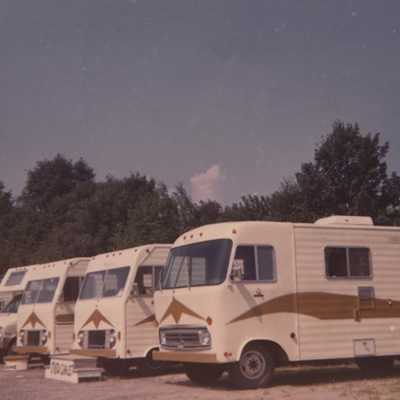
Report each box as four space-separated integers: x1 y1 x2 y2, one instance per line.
137 349 168 376
229 344 275 389
101 358 131 376
355 356 394 372
184 362 225 385
6 339 17 356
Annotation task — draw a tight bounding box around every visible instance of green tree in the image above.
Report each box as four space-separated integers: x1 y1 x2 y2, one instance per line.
269 121 399 224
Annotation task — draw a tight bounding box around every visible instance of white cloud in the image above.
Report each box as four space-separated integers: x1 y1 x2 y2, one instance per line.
190 164 226 203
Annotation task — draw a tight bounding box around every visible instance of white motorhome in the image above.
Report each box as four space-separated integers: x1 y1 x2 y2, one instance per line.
15 258 90 359
70 244 171 375
0 265 36 355
154 216 400 389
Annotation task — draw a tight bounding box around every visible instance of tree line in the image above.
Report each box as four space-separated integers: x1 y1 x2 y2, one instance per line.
1 121 399 276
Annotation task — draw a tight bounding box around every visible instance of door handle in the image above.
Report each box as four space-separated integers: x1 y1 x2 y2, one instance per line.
253 288 264 298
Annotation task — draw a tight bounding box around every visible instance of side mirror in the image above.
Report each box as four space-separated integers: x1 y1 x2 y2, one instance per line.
130 282 139 297
230 260 243 282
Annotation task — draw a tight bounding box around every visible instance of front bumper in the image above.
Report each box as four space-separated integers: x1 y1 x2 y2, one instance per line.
14 345 48 354
69 349 117 358
153 350 217 363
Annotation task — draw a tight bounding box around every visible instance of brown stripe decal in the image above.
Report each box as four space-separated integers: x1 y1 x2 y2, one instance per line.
134 314 156 326
160 297 205 324
227 293 400 325
21 312 46 329
81 309 113 329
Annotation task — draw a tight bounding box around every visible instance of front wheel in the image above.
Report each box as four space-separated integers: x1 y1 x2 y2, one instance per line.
184 362 225 385
6 339 17 356
137 349 168 376
229 344 275 389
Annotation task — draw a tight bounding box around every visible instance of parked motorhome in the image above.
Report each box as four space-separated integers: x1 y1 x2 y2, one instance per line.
0 264 36 355
15 258 90 359
70 244 171 375
153 216 400 389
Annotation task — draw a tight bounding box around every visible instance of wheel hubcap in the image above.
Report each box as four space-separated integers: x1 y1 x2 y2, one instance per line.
240 350 265 379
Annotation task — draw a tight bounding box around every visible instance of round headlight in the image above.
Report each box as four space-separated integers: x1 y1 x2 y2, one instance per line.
109 329 116 348
77 331 84 346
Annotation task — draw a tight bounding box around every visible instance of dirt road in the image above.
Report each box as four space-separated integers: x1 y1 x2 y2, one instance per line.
1 362 400 400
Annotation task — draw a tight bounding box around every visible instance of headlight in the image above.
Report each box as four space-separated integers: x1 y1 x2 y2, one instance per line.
19 330 25 344
198 329 211 346
77 331 84 347
42 330 48 345
109 329 116 348
159 330 167 346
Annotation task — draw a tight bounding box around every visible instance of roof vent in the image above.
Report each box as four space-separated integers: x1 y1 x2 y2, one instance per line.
314 216 373 226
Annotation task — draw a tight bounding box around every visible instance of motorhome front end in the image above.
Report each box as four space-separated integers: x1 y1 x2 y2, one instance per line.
154 217 400 388
70 244 171 375
0 265 36 355
15 258 89 358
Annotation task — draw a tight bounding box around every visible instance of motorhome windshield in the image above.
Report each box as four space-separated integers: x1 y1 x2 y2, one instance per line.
21 278 60 304
161 239 232 289
79 266 130 300
1 294 22 313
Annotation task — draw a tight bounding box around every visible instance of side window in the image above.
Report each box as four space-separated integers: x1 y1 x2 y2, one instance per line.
5 271 27 286
325 247 371 278
134 266 164 295
234 245 275 282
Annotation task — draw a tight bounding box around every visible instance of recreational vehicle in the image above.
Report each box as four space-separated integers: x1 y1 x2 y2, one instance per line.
153 216 400 389
70 244 171 375
0 264 36 355
15 258 90 359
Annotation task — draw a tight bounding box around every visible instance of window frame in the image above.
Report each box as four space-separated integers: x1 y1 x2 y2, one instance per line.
232 244 277 283
324 246 372 279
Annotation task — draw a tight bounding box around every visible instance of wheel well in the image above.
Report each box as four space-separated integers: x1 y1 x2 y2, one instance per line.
243 340 289 365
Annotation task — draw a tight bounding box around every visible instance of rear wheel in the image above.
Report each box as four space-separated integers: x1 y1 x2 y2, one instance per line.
184 362 225 385
229 344 275 389
355 356 394 372
137 348 168 376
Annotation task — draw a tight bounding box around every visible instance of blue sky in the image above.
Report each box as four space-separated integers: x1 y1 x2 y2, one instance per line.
1 0 399 205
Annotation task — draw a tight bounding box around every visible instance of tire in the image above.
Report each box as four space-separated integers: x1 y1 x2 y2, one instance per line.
184 362 225 385
6 339 17 356
101 358 131 376
137 349 168 376
355 356 394 372
229 344 275 389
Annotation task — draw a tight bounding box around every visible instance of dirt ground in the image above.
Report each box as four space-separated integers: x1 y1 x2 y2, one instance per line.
1 361 400 400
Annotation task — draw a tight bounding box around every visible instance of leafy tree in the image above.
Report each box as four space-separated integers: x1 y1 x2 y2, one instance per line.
224 194 271 221
19 153 95 211
268 121 399 224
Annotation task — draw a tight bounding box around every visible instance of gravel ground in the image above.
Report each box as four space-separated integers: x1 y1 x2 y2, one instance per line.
1 361 400 400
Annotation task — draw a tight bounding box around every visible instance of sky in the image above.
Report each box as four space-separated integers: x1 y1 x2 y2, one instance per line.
1 0 399 205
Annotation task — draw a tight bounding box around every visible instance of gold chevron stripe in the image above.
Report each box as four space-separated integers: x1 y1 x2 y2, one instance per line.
81 309 113 329
227 292 400 325
160 297 205 324
21 312 46 329
134 314 156 326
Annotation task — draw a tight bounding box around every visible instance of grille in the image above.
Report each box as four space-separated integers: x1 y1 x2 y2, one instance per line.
27 330 41 346
88 330 106 348
161 328 210 349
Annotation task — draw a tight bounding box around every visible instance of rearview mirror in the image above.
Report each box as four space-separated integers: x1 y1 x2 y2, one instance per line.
130 282 139 296
230 260 243 282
